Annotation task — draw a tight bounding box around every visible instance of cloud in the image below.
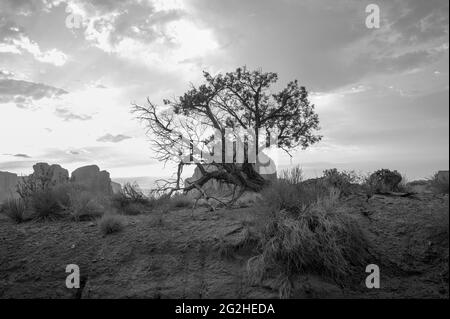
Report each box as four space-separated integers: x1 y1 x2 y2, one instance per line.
54 107 92 121
0 79 67 98
96 133 132 143
59 0 218 76
13 153 31 158
0 32 68 66
0 160 35 172
182 0 449 91
2 153 32 158
0 1 69 66
0 79 68 108
0 69 14 79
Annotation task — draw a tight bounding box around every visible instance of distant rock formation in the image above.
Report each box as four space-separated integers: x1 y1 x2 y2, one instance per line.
30 163 69 187
0 171 19 203
0 163 118 203
71 165 113 195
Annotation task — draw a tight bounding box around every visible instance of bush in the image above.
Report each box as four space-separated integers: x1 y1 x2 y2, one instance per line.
429 171 449 194
322 168 360 196
112 182 153 215
248 189 369 298
68 190 104 221
1 198 28 223
262 167 328 213
16 174 73 220
364 169 402 195
115 183 148 205
99 213 125 235
28 188 66 220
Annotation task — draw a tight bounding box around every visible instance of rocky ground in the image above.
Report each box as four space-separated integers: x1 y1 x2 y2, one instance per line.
0 192 448 299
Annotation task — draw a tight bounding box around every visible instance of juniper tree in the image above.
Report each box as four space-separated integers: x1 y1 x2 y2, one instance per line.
132 66 322 203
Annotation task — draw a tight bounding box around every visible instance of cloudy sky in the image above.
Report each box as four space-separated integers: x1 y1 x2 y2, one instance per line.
0 0 448 180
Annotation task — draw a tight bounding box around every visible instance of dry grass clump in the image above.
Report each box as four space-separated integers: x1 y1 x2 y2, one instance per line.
261 166 328 213
1 198 29 223
15 177 71 221
27 188 67 220
13 177 107 221
112 182 149 215
248 189 370 298
67 190 105 221
99 213 126 235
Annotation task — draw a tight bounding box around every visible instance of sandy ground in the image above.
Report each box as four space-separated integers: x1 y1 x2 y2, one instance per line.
0 193 448 299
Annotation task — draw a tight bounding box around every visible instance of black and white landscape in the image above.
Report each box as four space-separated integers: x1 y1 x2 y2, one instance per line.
0 0 448 300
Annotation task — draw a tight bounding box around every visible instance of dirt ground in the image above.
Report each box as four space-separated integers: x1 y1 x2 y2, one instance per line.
0 192 448 299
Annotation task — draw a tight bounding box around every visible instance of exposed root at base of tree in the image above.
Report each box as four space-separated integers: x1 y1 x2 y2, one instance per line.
154 162 268 210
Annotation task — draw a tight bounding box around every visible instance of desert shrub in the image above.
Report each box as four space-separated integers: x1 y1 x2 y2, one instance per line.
248 189 369 298
262 167 328 213
16 174 74 220
322 168 360 196
112 182 153 215
27 188 66 220
261 179 303 212
147 193 175 212
68 190 104 221
122 183 148 203
99 213 125 235
429 172 449 194
364 169 402 195
1 198 28 223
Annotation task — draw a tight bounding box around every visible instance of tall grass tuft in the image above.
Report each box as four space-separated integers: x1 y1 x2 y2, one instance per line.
99 213 126 235
1 198 28 223
248 189 370 298
28 188 66 220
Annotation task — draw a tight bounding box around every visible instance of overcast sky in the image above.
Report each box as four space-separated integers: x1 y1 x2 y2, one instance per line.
0 0 448 180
